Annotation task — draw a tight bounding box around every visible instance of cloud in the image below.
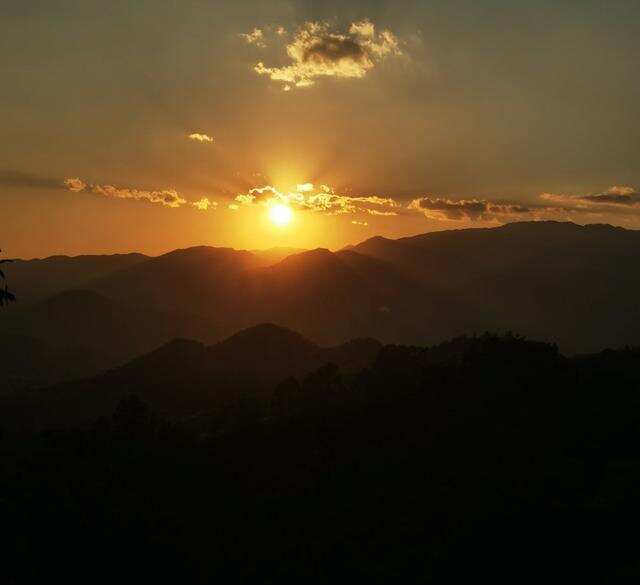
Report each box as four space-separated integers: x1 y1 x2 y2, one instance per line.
541 186 640 208
234 183 401 216
191 197 217 211
252 19 401 90
606 185 636 196
64 178 187 208
349 20 376 39
240 28 266 48
409 186 640 226
236 185 280 205
92 185 187 208
367 209 398 216
188 133 214 143
409 197 535 222
63 177 87 192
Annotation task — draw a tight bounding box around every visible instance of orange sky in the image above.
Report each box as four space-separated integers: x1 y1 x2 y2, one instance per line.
3 1 640 258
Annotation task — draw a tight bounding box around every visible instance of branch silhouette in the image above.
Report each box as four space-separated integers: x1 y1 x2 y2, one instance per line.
0 249 16 307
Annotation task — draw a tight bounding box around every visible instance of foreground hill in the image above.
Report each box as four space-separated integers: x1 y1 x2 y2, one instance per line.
4 330 640 582
0 289 221 392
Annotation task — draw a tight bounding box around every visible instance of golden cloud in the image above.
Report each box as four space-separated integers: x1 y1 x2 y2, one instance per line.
367 209 398 216
188 133 214 143
63 177 87 192
240 28 266 48
191 197 217 211
234 183 401 216
252 19 401 90
65 178 187 208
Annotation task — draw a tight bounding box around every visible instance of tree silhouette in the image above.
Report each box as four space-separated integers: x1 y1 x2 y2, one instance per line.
0 249 15 307
112 394 154 438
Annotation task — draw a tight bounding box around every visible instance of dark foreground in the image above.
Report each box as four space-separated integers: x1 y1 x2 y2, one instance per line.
2 333 640 583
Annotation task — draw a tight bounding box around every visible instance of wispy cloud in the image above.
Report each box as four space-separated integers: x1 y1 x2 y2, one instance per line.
407 187 640 225
188 133 214 143
252 19 402 90
367 209 398 216
541 186 640 208
409 196 547 222
64 178 187 208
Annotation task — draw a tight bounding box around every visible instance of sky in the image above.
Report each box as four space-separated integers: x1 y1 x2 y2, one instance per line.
2 0 640 258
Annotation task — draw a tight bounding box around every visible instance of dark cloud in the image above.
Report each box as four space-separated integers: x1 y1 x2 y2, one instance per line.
252 19 401 90
302 36 367 65
541 186 640 208
409 197 532 221
0 170 62 191
581 186 640 206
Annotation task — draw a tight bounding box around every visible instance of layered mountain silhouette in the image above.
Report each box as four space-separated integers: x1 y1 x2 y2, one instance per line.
6 317 640 583
0 323 382 430
7 252 148 303
4 220 640 394
351 221 640 350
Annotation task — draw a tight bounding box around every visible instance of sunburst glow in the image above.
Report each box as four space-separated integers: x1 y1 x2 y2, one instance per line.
269 203 293 227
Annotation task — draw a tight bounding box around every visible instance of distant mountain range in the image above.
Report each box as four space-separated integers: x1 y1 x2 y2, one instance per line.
3 221 640 392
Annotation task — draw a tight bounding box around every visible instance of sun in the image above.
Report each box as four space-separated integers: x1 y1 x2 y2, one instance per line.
269 203 293 227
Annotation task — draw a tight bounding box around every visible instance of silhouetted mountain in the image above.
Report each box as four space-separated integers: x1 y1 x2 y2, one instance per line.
230 248 448 344
2 289 220 388
18 290 159 358
91 246 262 315
0 332 104 394
204 323 318 374
88 245 438 345
5 330 640 583
250 246 306 265
9 222 640 361
351 221 640 352
0 324 382 431
6 252 148 304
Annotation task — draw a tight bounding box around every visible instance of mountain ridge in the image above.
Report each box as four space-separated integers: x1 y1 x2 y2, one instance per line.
5 221 640 376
